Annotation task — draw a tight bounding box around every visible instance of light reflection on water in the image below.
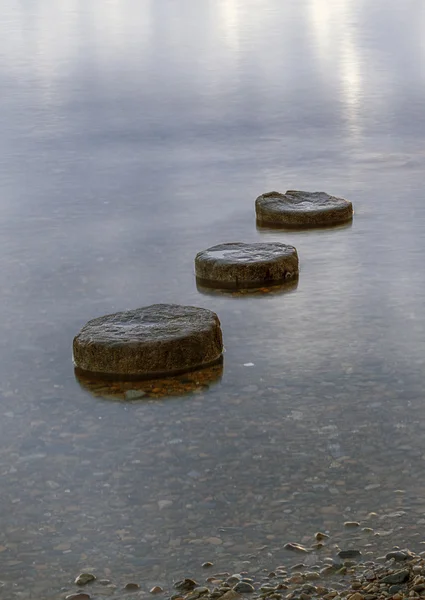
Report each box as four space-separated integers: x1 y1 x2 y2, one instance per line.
1 0 425 597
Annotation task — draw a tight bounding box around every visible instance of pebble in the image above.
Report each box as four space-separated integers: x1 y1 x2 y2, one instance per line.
304 572 321 581
380 570 410 584
338 550 362 560
65 594 91 600
386 551 411 562
220 591 242 600
203 562 214 568
150 586 164 594
233 582 255 593
124 582 140 591
175 580 198 592
348 594 364 600
344 522 360 528
284 543 310 554
75 573 96 586
389 586 404 595
315 532 330 541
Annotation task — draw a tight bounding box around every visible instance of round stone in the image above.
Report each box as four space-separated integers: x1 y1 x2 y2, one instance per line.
195 242 298 289
255 190 353 228
73 304 223 379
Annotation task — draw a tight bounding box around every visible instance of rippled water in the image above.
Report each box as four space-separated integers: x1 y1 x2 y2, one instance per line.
1 0 425 597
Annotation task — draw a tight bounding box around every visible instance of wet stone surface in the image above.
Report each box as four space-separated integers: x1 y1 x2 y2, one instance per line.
194 243 299 290
255 191 353 228
73 304 223 378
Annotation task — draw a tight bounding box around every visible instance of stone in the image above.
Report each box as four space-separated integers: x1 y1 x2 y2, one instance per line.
202 562 214 568
220 591 242 600
74 573 96 586
194 242 299 290
174 579 198 592
124 582 141 591
73 304 223 378
386 550 415 562
380 570 410 584
389 586 403 595
304 572 321 581
348 594 364 600
255 190 353 228
233 582 255 593
315 532 330 541
66 594 91 600
337 550 362 560
150 586 164 594
284 542 311 554
344 522 360 528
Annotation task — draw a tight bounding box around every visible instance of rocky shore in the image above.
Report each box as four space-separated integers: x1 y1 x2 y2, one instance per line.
66 544 425 600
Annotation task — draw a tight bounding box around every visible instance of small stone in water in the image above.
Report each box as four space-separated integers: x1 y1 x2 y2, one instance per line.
284 542 310 554
348 594 364 600
315 532 330 541
344 522 360 528
150 586 164 594
338 550 362 560
233 582 255 593
75 573 96 586
125 582 141 591
202 562 214 568
66 594 91 600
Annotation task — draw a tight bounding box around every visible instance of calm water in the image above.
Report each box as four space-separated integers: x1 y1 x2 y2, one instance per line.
2 0 425 597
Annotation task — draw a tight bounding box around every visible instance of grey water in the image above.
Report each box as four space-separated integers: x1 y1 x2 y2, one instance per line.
1 0 425 597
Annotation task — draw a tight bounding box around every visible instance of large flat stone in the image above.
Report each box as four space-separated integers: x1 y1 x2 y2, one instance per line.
195 242 299 289
73 304 223 379
256 190 353 228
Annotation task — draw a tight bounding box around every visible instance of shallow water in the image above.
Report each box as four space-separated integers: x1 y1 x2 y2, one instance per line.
1 0 425 597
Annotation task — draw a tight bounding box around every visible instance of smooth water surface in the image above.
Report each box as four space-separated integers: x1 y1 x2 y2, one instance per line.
1 0 425 597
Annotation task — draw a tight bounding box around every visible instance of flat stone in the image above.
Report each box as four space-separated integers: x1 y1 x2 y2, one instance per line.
284 542 311 554
195 242 299 290
124 582 141 591
315 532 330 541
74 573 96 586
386 550 415 562
73 304 223 378
66 594 91 600
337 550 362 560
256 190 353 228
380 570 410 584
150 586 164 594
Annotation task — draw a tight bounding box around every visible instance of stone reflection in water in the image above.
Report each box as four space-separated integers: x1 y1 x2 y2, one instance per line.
74 360 224 400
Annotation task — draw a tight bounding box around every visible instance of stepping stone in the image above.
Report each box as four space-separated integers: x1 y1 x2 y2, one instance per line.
255 190 353 228
195 242 298 290
73 304 223 379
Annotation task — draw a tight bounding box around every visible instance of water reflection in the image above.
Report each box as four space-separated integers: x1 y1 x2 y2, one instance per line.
75 361 224 400
1 0 425 597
